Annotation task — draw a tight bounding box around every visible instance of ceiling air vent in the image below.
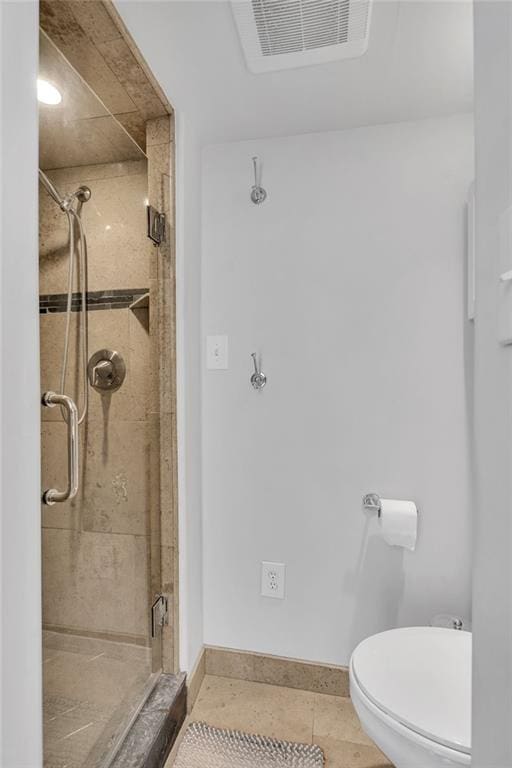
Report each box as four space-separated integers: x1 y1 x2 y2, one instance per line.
231 0 373 73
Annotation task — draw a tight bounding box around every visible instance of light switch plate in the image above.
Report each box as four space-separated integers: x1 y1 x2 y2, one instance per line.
206 335 228 369
498 206 512 344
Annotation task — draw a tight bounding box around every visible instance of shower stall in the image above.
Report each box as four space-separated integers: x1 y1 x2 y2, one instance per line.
38 14 179 768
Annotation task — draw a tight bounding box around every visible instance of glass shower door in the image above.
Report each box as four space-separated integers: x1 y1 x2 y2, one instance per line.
39 30 162 768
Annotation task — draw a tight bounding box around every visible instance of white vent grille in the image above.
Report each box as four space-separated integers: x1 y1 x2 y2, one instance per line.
232 0 372 73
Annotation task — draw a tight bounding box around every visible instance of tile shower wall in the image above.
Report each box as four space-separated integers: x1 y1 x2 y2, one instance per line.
40 160 151 293
146 115 179 672
40 159 154 643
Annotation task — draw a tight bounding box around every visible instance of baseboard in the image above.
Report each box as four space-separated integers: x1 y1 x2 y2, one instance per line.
203 645 349 697
186 646 206 712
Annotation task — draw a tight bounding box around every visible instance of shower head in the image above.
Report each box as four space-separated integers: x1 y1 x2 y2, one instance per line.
39 169 91 212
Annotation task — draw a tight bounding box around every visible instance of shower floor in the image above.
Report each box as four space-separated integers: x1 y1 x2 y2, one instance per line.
43 630 152 768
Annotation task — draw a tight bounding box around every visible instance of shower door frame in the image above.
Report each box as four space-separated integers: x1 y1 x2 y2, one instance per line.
145 109 180 677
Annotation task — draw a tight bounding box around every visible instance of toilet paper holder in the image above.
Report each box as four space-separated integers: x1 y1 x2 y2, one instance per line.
362 493 382 517
363 492 420 518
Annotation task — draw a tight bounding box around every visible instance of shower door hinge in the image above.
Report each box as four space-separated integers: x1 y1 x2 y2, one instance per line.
147 205 166 246
151 593 169 638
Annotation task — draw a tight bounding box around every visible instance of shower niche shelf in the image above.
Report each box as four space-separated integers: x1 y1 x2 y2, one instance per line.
129 292 150 310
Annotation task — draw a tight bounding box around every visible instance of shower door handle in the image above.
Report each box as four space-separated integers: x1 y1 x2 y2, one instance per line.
41 391 79 505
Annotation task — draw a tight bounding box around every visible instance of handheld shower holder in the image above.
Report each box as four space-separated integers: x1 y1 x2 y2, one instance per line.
60 186 91 212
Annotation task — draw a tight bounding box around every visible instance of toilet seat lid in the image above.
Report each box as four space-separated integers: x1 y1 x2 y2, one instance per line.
351 627 471 754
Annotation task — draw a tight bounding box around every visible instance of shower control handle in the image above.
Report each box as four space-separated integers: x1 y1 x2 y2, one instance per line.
88 349 126 393
93 359 114 387
41 391 79 506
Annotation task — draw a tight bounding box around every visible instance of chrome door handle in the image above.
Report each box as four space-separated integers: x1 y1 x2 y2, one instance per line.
41 391 79 505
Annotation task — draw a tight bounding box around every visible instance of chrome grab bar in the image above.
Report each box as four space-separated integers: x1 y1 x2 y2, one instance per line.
41 391 79 505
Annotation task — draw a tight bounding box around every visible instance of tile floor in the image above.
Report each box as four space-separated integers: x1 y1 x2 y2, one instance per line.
43 631 152 768
166 675 393 768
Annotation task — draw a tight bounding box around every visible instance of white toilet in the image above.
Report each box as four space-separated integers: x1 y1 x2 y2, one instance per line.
349 627 471 767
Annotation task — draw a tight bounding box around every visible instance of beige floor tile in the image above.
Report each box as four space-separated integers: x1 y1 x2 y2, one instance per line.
44 720 106 768
167 676 393 768
44 649 148 709
43 634 153 768
313 694 373 747
190 675 315 744
314 736 392 768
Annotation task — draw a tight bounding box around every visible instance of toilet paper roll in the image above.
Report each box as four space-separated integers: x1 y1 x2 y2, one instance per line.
379 498 417 551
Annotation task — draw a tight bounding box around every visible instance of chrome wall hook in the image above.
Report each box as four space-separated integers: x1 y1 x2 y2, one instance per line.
251 353 267 390
250 156 267 205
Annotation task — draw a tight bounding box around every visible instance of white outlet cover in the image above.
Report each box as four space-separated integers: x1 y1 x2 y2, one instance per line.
206 335 228 369
261 561 285 599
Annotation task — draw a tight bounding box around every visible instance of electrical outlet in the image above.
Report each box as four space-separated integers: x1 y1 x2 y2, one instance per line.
261 561 285 599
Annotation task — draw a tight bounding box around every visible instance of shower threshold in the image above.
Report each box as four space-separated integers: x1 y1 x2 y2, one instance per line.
108 672 186 768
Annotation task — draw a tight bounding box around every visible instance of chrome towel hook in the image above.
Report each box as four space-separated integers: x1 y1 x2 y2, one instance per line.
251 353 267 390
250 156 267 205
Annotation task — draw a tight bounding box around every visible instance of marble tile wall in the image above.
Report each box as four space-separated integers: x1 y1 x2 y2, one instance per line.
39 160 152 294
40 160 154 647
145 115 179 674
39 0 172 152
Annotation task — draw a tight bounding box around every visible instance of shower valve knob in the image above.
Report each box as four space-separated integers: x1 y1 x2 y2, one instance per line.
93 360 114 386
88 349 126 393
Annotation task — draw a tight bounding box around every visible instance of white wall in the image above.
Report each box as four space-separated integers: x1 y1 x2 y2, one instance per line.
0 1 42 765
201 114 473 666
472 3 512 764
115 1 205 673
175 114 204 672
58 0 206 673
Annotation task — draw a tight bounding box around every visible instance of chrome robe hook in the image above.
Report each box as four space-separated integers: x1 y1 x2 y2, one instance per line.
250 156 267 205
251 353 267 389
